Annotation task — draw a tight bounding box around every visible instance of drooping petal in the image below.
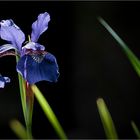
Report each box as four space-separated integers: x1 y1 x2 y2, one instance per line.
0 44 17 53
31 12 50 42
16 52 59 84
0 19 25 51
0 75 10 88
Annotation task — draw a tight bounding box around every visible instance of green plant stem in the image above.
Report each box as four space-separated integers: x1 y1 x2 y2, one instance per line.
26 83 34 139
31 84 67 139
26 123 32 139
16 55 27 125
16 54 32 139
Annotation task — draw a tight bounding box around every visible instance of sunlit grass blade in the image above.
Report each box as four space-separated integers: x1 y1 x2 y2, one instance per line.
98 17 140 77
10 119 28 139
131 121 140 139
31 84 67 139
97 98 118 139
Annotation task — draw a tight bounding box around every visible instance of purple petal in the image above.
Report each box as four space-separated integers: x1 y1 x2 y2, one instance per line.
0 19 25 52
31 12 50 42
22 42 45 51
0 44 17 53
3 77 10 83
0 75 10 88
16 52 59 84
21 42 45 56
0 80 5 88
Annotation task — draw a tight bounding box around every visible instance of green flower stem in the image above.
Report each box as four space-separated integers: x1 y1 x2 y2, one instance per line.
16 55 27 125
26 83 34 139
31 85 67 139
16 54 33 139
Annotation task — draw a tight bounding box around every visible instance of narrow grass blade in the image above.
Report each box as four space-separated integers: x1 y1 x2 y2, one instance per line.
131 121 140 139
97 98 118 139
31 84 67 139
10 119 28 139
98 17 140 77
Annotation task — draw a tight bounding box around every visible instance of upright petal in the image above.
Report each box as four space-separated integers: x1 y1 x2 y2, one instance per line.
21 42 45 56
16 52 59 84
31 12 50 42
0 19 25 52
22 42 45 51
0 75 10 88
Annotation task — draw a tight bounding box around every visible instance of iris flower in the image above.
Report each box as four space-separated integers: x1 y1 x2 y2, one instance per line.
0 74 10 88
0 12 59 84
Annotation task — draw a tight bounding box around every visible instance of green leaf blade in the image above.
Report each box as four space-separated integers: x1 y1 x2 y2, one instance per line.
31 85 67 140
98 17 140 77
97 98 118 139
10 119 28 139
131 121 140 139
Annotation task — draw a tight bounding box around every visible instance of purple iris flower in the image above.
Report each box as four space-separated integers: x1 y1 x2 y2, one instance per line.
0 74 10 88
0 12 59 84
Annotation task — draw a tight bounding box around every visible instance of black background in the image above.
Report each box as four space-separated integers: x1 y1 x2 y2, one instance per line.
0 1 140 139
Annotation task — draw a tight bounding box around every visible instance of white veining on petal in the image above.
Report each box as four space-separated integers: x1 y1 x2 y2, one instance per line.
31 54 45 63
24 57 28 79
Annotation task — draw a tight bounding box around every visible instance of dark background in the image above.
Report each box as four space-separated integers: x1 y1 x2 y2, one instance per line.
0 1 140 139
